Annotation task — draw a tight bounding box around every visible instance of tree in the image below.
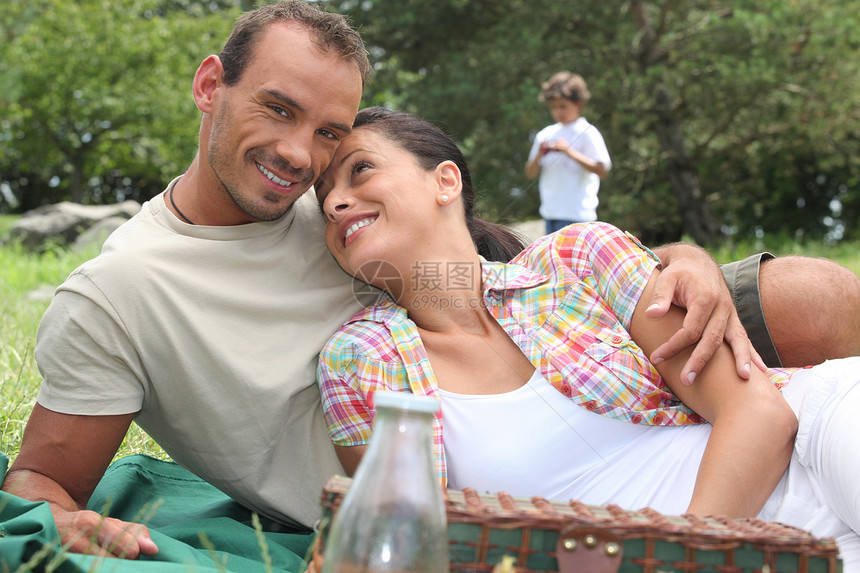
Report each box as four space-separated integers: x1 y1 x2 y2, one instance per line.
0 0 237 210
621 1 860 244
334 0 860 245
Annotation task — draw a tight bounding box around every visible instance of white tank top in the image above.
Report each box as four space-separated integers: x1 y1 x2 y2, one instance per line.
439 369 712 514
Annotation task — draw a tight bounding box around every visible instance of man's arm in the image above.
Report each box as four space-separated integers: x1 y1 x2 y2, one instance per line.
2 404 158 558
759 255 860 367
648 242 766 384
630 269 796 517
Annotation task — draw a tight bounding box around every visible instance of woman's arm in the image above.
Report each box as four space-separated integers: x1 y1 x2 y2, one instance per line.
629 267 797 518
334 445 367 477
648 242 766 381
318 331 377 478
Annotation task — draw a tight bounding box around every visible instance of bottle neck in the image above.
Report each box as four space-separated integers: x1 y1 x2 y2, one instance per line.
357 406 437 480
372 408 434 444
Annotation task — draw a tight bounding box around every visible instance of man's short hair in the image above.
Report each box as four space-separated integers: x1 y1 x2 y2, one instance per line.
219 0 370 88
540 71 590 105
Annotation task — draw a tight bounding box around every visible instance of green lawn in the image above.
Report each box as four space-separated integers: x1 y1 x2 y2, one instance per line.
0 216 167 461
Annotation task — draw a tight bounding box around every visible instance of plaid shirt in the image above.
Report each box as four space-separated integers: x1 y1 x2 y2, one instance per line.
318 222 793 485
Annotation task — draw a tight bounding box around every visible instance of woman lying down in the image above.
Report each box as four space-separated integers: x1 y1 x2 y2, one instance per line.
314 106 860 571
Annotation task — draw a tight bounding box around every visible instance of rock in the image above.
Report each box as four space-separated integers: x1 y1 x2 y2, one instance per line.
4 200 140 251
25 286 57 303
72 216 130 252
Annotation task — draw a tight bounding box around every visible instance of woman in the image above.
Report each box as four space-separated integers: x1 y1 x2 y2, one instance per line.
315 107 860 569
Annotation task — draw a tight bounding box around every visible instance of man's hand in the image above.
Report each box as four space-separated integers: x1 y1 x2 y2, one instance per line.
51 506 158 558
1 405 152 559
649 243 767 383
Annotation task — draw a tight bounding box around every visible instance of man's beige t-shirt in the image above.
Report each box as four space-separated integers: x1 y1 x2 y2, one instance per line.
35 187 370 528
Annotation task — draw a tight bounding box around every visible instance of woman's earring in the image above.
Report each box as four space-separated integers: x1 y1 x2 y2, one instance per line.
441 194 449 204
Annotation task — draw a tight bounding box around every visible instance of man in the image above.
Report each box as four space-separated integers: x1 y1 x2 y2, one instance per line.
3 0 371 559
3 0 860 565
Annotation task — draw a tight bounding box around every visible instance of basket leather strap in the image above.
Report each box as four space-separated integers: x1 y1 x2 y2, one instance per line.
555 526 623 573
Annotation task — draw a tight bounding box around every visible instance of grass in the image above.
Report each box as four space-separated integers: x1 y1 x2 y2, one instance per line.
708 235 860 277
0 215 167 462
2 215 860 464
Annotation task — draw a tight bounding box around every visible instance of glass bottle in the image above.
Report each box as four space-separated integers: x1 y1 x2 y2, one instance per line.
322 391 449 573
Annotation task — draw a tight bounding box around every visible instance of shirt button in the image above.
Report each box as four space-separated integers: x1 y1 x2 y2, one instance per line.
611 335 624 345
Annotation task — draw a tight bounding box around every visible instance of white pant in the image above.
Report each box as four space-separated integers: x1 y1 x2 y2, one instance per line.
763 358 860 572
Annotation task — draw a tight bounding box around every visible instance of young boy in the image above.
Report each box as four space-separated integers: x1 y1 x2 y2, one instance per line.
525 71 612 234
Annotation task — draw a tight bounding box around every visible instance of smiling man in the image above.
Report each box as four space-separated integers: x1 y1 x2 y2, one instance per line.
1 1 373 561
181 20 362 226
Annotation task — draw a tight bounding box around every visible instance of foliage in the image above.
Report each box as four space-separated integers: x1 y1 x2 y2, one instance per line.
2 0 859 244
334 0 860 245
0 0 237 211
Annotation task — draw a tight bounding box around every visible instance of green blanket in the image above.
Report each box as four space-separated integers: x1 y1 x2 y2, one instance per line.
0 453 315 572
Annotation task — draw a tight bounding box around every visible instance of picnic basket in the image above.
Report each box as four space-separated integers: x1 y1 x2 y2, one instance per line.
316 475 841 573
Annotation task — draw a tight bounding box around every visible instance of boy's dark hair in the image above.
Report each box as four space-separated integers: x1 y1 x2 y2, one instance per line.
540 71 590 105
219 0 370 88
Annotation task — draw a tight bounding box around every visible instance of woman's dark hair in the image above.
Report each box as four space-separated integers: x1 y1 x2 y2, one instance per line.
219 0 370 88
353 107 527 262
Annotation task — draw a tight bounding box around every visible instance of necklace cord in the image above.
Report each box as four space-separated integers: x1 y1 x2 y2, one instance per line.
169 179 195 225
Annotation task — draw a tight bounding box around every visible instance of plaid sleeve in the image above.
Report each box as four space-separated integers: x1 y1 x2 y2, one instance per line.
318 316 416 447
319 317 449 484
554 222 661 330
318 328 375 447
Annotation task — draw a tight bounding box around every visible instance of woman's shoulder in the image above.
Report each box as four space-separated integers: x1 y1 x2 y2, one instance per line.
514 222 628 261
508 222 658 286
321 299 412 360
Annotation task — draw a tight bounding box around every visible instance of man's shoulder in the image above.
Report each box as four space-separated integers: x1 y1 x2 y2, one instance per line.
69 201 168 279
291 191 326 232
